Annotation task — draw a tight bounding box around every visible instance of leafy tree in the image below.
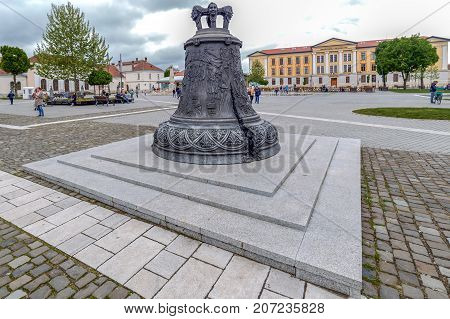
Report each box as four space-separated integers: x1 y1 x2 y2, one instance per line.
0 46 31 95
425 65 439 85
88 70 112 94
388 35 438 89
34 2 110 91
375 41 394 88
164 68 170 77
248 60 268 86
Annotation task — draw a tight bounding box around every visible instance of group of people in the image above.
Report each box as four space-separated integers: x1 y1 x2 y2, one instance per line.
172 87 182 99
274 85 290 96
247 86 261 104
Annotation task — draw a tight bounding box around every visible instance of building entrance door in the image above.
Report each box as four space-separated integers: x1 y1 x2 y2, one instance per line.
331 78 337 87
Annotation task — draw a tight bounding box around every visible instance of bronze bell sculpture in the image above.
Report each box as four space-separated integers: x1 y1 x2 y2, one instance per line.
152 2 280 164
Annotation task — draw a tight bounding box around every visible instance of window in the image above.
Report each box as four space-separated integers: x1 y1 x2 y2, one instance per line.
288 78 292 85
287 67 292 75
149 73 152 79
296 67 301 75
372 75 377 83
40 79 47 90
393 74 399 82
319 77 322 84
361 75 366 83
272 68 276 76
361 52 366 61
346 76 350 83
280 68 284 75
64 80 69 92
330 65 337 74
371 52 376 60
317 66 321 74
280 78 284 85
347 65 352 73
296 57 300 64
287 57 292 65
304 56 309 64
296 77 301 85
343 54 348 62
317 55 324 63
85 82 89 90
344 65 348 73
330 54 337 63
272 58 276 65
321 66 325 74
303 77 309 85
53 79 59 91
304 66 309 74
272 79 276 85
137 73 140 80
279 58 284 65
361 64 366 72
371 64 377 71
157 74 160 80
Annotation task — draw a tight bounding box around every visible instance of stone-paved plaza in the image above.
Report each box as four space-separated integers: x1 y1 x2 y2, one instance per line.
0 93 449 299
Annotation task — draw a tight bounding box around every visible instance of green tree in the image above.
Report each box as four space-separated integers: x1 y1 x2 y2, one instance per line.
34 2 110 91
248 60 268 86
425 65 439 85
375 41 394 88
164 68 170 77
87 70 112 94
388 35 438 90
0 46 31 96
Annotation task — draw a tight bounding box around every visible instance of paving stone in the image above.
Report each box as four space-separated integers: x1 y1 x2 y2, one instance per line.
75 273 97 288
402 284 424 299
0 276 12 287
28 241 43 250
74 244 113 269
40 215 98 246
415 261 439 277
73 282 98 299
156 258 222 299
304 284 344 299
43 250 58 260
94 276 108 286
59 259 75 270
192 243 233 269
12 246 30 257
29 285 52 299
57 233 95 256
82 224 112 240
379 272 398 286
30 263 52 277
125 269 167 299
6 289 27 299
0 265 9 276
48 268 64 278
145 250 185 279
166 235 201 258
23 274 50 293
49 254 66 265
54 197 81 209
425 288 448 299
264 268 305 299
93 281 117 299
67 265 87 280
8 255 30 268
12 263 34 278
209 256 268 299
100 214 130 229
419 226 440 237
420 274 446 292
0 254 13 265
143 226 176 245
85 206 114 221
108 286 129 299
49 275 70 292
9 274 32 290
127 293 142 299
380 285 400 299
260 289 290 299
0 287 9 298
55 287 75 299
35 205 63 218
28 246 49 258
0 248 11 258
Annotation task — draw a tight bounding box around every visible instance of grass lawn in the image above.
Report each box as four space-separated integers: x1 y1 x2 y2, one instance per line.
353 108 450 120
389 89 430 93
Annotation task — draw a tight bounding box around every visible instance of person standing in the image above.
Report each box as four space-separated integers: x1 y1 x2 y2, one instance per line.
32 87 45 117
248 86 255 104
7 90 15 105
172 88 176 98
430 81 437 104
274 87 279 96
255 86 261 104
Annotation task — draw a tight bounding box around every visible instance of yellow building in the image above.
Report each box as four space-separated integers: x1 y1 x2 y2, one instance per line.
248 36 449 89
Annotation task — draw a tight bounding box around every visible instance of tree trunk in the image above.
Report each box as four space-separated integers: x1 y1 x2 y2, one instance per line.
13 74 17 96
382 74 387 88
420 73 424 90
401 72 407 90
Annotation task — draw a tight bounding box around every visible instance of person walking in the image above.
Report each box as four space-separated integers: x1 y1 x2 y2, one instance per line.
32 87 45 117
172 88 176 98
255 86 261 104
248 86 255 104
274 87 279 96
7 90 15 105
430 81 437 104
176 87 181 99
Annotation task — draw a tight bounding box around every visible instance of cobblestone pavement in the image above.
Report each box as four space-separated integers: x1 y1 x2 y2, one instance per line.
0 172 343 299
0 219 139 299
361 148 449 298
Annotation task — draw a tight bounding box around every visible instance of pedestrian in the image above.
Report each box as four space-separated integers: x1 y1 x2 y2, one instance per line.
172 88 176 98
136 88 139 98
71 92 77 106
285 85 289 95
430 81 437 104
7 90 15 105
32 87 45 117
255 86 261 104
176 87 181 99
274 87 279 96
248 86 255 103
279 85 283 95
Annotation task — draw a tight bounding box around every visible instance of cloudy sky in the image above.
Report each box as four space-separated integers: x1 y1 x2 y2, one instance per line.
0 0 449 71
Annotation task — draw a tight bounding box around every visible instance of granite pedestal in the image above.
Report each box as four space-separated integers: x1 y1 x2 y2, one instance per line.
24 133 362 297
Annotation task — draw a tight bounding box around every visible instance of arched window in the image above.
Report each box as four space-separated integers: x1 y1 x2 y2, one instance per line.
84 82 89 90
16 81 21 91
53 79 59 91
40 79 47 90
64 80 69 92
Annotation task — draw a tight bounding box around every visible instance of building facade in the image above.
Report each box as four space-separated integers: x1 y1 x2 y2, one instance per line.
248 36 449 89
119 57 164 92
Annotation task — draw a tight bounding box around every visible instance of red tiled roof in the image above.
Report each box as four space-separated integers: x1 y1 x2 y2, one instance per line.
29 55 38 63
105 65 123 78
132 61 162 72
175 70 184 76
259 47 312 55
356 39 386 48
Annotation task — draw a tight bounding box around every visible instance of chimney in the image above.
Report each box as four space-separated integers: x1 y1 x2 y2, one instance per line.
145 57 147 62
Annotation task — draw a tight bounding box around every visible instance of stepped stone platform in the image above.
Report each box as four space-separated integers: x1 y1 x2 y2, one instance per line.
24 133 362 297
